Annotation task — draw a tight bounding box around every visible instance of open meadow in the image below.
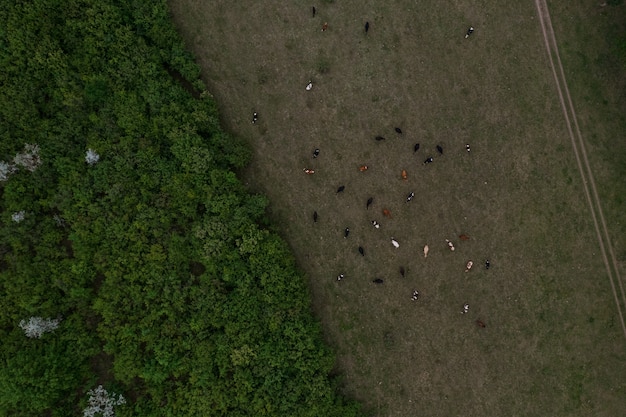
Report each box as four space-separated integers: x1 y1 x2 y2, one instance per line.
168 1 626 415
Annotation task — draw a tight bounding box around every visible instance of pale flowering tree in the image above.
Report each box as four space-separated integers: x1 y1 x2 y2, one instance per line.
53 214 66 227
0 161 18 181
18 316 61 338
85 149 100 165
13 143 42 172
11 211 26 223
83 385 126 417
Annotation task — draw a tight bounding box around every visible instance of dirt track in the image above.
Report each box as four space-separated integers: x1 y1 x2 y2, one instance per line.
534 0 626 340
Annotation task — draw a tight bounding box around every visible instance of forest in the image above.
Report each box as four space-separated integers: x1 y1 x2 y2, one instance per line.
0 1 360 416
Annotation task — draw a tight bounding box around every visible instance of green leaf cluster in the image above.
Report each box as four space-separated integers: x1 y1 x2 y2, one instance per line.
0 1 360 416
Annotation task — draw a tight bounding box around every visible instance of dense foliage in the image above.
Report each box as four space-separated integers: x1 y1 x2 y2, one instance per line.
0 1 359 416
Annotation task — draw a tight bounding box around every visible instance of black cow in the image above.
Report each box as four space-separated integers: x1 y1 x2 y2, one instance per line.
366 197 373 209
313 211 318 222
399 266 405 277
344 227 350 238
365 21 370 33
485 259 491 269
395 127 403 134
373 278 384 284
312 6 316 17
414 143 420 153
375 136 386 141
358 246 365 256
436 145 443 155
336 185 345 193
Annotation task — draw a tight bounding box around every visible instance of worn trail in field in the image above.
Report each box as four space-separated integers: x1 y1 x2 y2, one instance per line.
534 0 626 340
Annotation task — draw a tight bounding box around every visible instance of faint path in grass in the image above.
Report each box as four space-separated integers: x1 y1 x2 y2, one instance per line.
534 0 626 340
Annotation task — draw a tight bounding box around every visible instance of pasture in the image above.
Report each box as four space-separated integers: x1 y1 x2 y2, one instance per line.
168 1 626 415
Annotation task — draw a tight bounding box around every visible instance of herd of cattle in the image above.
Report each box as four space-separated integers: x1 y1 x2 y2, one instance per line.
253 11 487 322
303 133 490 318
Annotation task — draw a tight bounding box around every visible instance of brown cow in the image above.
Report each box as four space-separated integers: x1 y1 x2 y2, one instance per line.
303 168 315 175
322 22 328 31
401 169 407 180
459 234 470 241
476 319 486 328
382 209 392 218
359 165 369 172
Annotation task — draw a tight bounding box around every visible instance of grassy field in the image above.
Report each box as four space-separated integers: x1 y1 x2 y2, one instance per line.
168 1 626 415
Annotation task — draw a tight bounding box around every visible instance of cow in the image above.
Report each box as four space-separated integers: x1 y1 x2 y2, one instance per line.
459 234 470 241
313 148 320 158
411 290 420 301
373 278 384 284
391 238 400 248
375 135 386 141
306 81 313 90
336 185 345 193
313 211 318 222
304 168 315 175
401 169 408 181
359 165 369 172
485 259 490 269
476 319 486 328
337 274 344 281
466 143 471 153
366 197 373 209
322 22 328 31
436 145 443 155
395 127 402 134
312 6 316 17
371 220 380 229
465 26 474 38
252 112 258 124
462 303 470 314
414 143 420 153
465 260 474 272
358 246 365 256
406 192 414 202
344 227 350 238
445 239 455 251
423 244 429 258
399 266 405 277
382 208 392 218
365 21 370 33
424 157 434 164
